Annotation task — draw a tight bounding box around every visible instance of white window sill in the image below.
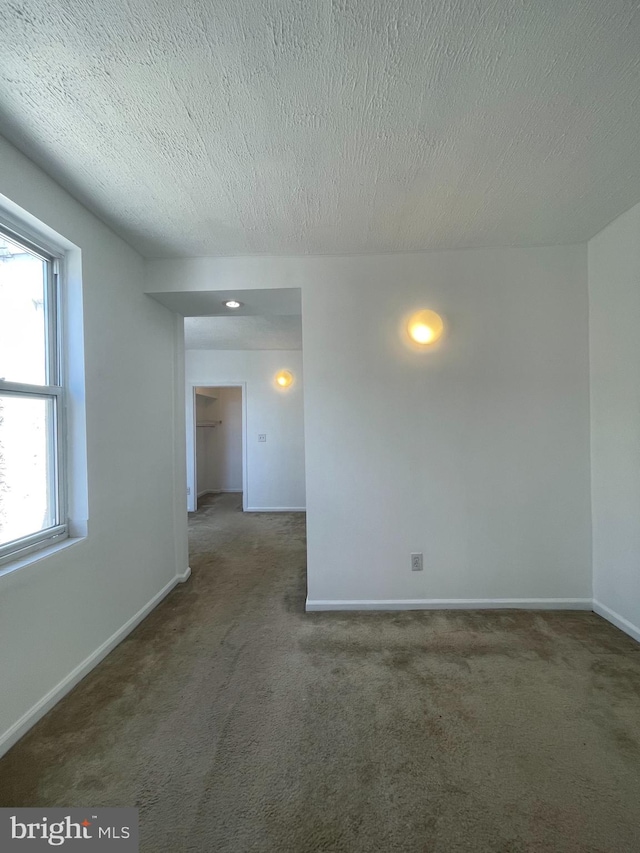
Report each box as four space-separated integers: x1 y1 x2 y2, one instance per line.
0 535 86 579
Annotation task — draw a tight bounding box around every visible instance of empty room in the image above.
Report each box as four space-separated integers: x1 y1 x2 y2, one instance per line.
0 1 639 851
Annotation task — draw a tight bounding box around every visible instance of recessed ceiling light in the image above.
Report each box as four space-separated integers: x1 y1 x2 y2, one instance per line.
224 300 242 309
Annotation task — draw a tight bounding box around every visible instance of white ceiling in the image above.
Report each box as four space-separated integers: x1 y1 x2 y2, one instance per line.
174 287 302 350
184 315 302 350
149 287 301 316
1 1 640 257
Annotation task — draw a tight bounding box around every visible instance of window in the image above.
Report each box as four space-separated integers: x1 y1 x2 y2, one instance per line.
0 225 67 564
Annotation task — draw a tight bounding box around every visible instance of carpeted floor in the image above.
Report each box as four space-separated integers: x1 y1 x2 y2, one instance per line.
1 493 640 851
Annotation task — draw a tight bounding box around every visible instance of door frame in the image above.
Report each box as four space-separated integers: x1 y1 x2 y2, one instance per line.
186 381 248 512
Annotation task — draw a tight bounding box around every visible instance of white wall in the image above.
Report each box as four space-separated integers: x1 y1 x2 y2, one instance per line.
196 387 243 494
0 135 187 756
152 246 593 608
186 351 306 511
589 202 640 640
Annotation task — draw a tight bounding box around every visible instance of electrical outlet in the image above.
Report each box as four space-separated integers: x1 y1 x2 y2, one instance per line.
411 553 423 571
258 434 267 442
187 487 191 495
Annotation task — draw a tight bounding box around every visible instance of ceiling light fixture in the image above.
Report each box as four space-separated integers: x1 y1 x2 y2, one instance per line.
224 300 242 309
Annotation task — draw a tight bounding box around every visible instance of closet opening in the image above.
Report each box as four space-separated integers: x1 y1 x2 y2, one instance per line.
191 384 246 511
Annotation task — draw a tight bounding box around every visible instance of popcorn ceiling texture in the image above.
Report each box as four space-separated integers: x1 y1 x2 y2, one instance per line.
1 0 640 257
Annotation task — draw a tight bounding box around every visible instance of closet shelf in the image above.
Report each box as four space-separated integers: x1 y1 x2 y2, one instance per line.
196 420 222 427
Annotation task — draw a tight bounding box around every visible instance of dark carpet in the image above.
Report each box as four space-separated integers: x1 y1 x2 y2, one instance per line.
1 493 640 852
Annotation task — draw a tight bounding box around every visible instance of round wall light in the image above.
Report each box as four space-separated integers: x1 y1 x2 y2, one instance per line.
275 369 294 388
407 309 444 346
224 300 242 309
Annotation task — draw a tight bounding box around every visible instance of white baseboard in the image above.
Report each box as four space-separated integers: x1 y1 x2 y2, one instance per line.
593 600 640 643
305 597 593 612
245 507 306 512
0 567 191 759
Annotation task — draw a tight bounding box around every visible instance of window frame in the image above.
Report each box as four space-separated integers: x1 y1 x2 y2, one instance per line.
0 223 68 565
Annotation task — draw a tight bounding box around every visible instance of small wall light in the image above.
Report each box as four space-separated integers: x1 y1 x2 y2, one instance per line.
275 369 294 388
407 310 444 346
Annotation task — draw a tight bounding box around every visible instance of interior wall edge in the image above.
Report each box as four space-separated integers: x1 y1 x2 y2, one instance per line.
593 601 640 644
245 507 306 512
305 598 594 612
0 568 190 760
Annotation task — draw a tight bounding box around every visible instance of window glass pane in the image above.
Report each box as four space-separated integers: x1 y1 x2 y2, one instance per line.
0 394 56 547
0 234 48 385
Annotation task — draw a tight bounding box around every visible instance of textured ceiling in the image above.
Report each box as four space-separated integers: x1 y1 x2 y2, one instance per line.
1 1 640 257
184 315 302 350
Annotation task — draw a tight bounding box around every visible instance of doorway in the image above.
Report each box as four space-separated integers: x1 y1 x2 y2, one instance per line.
187 384 248 512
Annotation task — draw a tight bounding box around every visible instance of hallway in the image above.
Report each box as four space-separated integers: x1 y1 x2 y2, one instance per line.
1 495 640 851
